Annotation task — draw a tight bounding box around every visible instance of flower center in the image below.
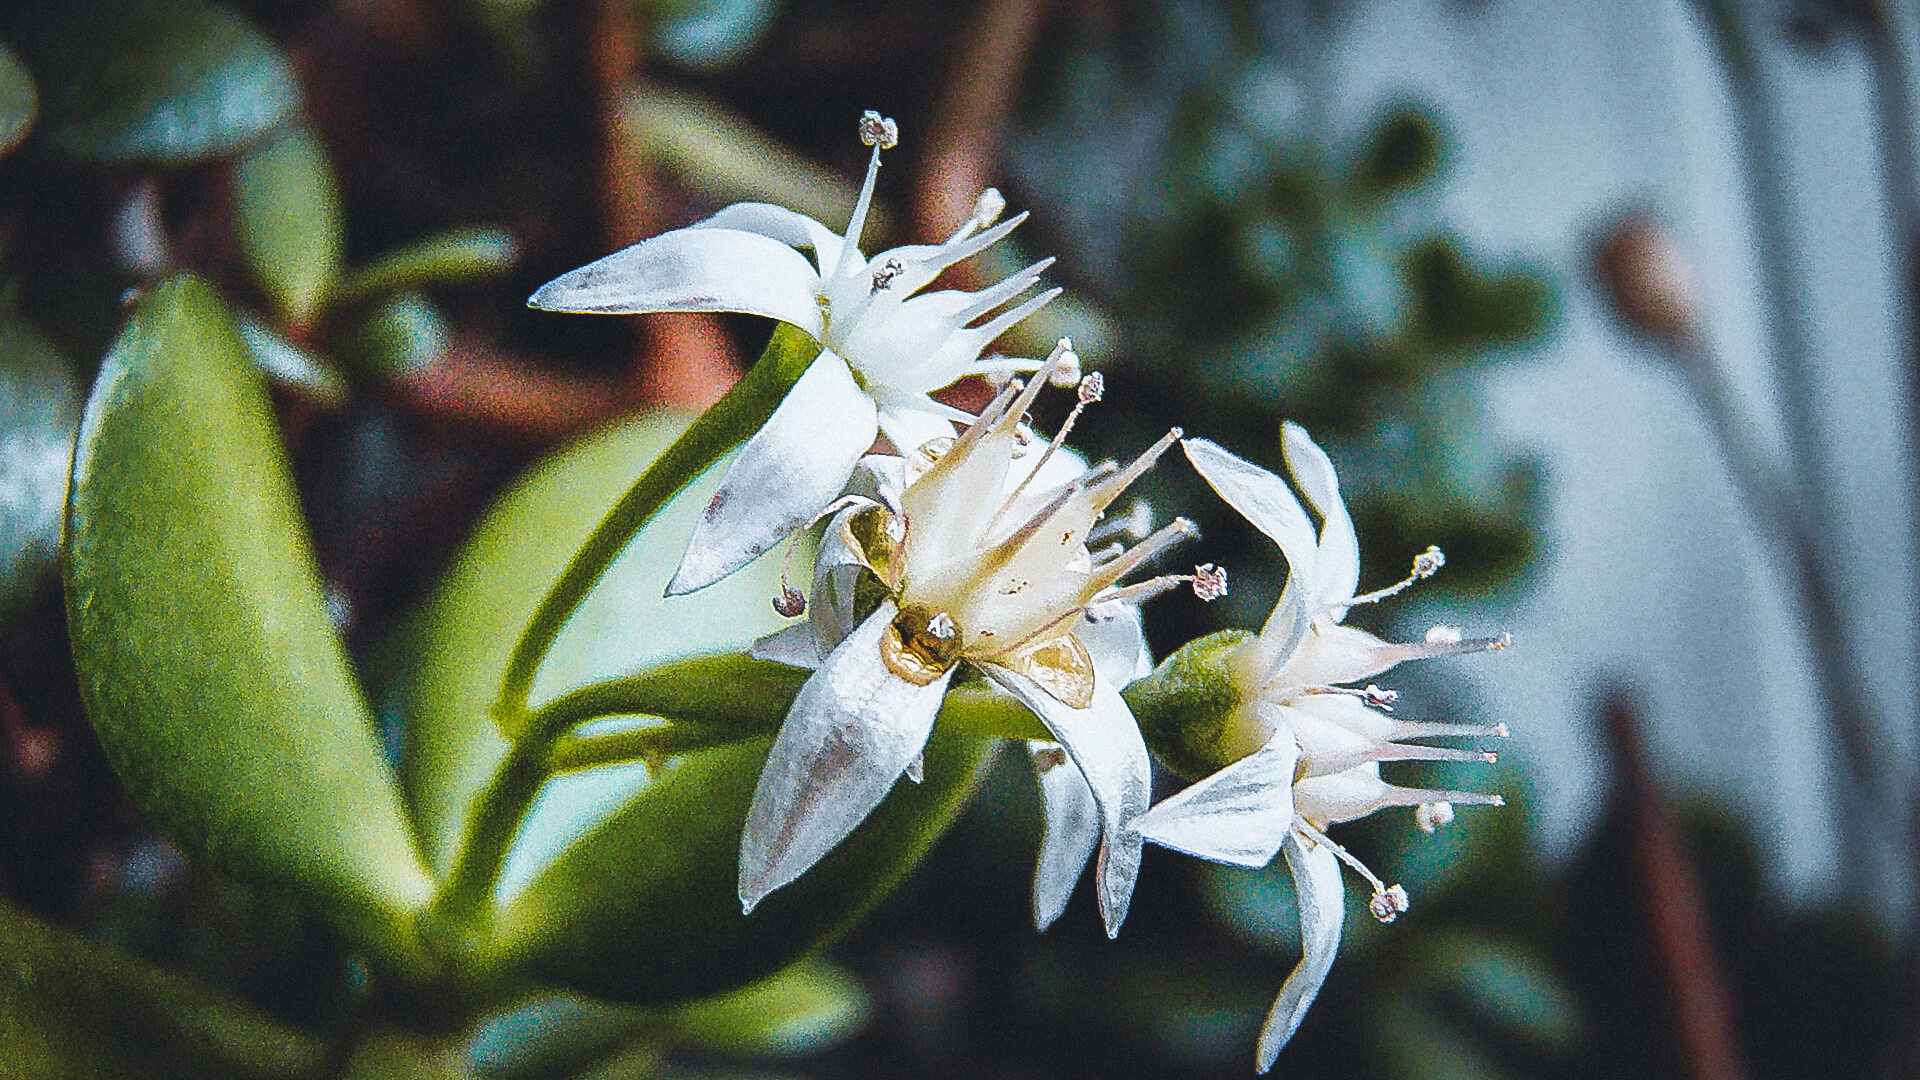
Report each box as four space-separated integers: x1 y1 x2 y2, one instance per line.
882 605 964 685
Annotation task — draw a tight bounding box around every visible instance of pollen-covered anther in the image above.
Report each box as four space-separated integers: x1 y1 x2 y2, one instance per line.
1414 801 1455 834
1413 545 1446 578
1362 684 1398 709
973 187 1007 230
1369 884 1410 923
1191 563 1229 601
858 110 899 149
773 584 807 618
1075 370 1105 404
871 257 905 292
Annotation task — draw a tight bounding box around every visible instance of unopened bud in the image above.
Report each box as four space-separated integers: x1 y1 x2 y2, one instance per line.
1596 214 1702 347
858 110 899 149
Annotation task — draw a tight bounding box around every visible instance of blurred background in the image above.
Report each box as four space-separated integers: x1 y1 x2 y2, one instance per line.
0 0 1915 1076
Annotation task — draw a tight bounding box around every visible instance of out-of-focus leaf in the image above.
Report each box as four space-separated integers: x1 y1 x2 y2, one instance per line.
333 228 519 309
0 315 80 625
234 125 342 326
1353 105 1444 200
1415 931 1581 1051
1373 996 1510 1080
0 40 37 157
466 992 659 1079
341 293 448 382
652 0 779 71
1403 239 1555 357
6 0 297 167
670 959 869 1058
234 310 349 406
65 275 434 968
0 895 325 1079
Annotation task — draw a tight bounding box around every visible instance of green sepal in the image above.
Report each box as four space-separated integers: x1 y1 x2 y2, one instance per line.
1123 629 1253 781
491 728 993 1005
65 274 435 970
0 896 326 1079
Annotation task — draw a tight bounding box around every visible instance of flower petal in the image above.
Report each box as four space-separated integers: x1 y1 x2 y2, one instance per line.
695 203 845 272
873 399 960 457
1077 601 1153 685
1028 741 1100 932
1137 731 1298 869
1256 830 1345 1073
667 351 877 596
739 601 954 911
1280 422 1360 611
528 228 825 334
748 622 826 670
985 665 1148 938
1183 437 1319 595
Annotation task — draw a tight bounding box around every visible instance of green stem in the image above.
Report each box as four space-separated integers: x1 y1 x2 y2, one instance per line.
494 322 821 729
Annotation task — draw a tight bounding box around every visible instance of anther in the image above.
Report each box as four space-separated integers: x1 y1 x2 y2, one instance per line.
973 188 1006 229
858 110 898 149
773 584 807 618
774 493 880 619
1049 346 1083 388
1413 545 1445 578
871 257 905 293
1032 745 1068 772
1191 563 1229 601
1075 371 1105 404
1414 802 1455 834
1368 884 1410 923
927 611 958 641
1344 544 1448 610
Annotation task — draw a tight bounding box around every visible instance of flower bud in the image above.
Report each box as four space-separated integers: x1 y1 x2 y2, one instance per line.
1595 214 1702 347
1123 630 1261 780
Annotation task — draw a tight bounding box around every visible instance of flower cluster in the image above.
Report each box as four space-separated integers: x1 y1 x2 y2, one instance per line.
532 111 1510 1074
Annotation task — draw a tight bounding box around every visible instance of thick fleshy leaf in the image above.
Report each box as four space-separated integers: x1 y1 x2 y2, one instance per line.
1280 422 1360 609
1029 741 1100 931
528 227 823 331
0 315 80 626
8 0 297 167
1138 732 1297 869
233 124 341 326
986 665 1148 938
670 958 870 1058
334 227 518 307
0 40 36 158
233 311 349 405
341 292 448 381
666 349 876 595
740 601 953 911
1256 831 1344 1072
0 897 325 1079
65 275 433 963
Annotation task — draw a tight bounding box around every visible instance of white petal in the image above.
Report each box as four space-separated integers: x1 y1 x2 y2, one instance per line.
1280 423 1360 611
748 622 825 669
529 228 824 334
1182 438 1320 600
1256 831 1345 1072
1137 732 1298 869
1281 622 1415 686
739 601 953 911
694 203 845 271
986 666 1149 938
667 351 877 595
1028 741 1101 932
873 400 961 457
1077 602 1153 684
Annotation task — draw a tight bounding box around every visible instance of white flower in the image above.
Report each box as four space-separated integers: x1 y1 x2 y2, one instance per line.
740 352 1211 935
528 111 1060 595
1138 423 1509 1073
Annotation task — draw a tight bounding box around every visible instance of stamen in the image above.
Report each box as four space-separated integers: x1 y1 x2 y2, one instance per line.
858 110 899 149
1085 517 1199 595
1369 885 1411 923
1414 802 1455 833
1299 743 1497 779
831 112 896 285
1086 427 1182 511
1342 545 1446 610
1298 684 1399 710
1191 563 1229 601
772 494 881 618
1295 820 1404 922
992 344 1096 522
1087 500 1154 546
870 256 905 293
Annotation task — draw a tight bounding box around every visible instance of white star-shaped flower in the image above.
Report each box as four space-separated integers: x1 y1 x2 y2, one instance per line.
741 352 1213 936
528 111 1060 595
1139 423 1509 1073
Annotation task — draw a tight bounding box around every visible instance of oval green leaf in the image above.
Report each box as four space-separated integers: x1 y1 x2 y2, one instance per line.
65 275 434 967
333 227 519 310
340 292 447 382
0 314 81 626
234 125 342 327
0 39 37 157
8 0 297 167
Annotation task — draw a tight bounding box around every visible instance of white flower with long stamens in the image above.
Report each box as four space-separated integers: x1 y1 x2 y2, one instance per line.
1137 422 1510 1073
528 110 1061 595
740 349 1216 935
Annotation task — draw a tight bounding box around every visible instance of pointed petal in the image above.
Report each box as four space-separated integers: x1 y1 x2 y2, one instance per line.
739 601 953 911
1029 741 1100 931
748 622 826 669
695 203 845 271
1138 732 1298 869
1280 423 1360 610
1183 438 1319 597
667 351 877 595
1077 601 1153 684
986 666 1149 938
873 400 960 457
1256 831 1345 1072
529 228 824 333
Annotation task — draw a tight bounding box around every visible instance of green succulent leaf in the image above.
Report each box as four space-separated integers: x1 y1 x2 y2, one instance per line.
233 311 349 406
0 896 326 1080
0 40 38 157
669 958 870 1058
0 314 81 626
333 227 519 309
65 275 434 968
6 0 298 167
234 125 343 327
340 292 448 382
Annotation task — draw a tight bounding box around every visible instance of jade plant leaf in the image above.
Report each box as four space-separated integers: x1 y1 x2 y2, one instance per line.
0 40 37 157
0 896 325 1079
333 227 519 309
65 275 434 969
6 0 297 167
668 957 869 1058
234 124 342 327
0 314 81 626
